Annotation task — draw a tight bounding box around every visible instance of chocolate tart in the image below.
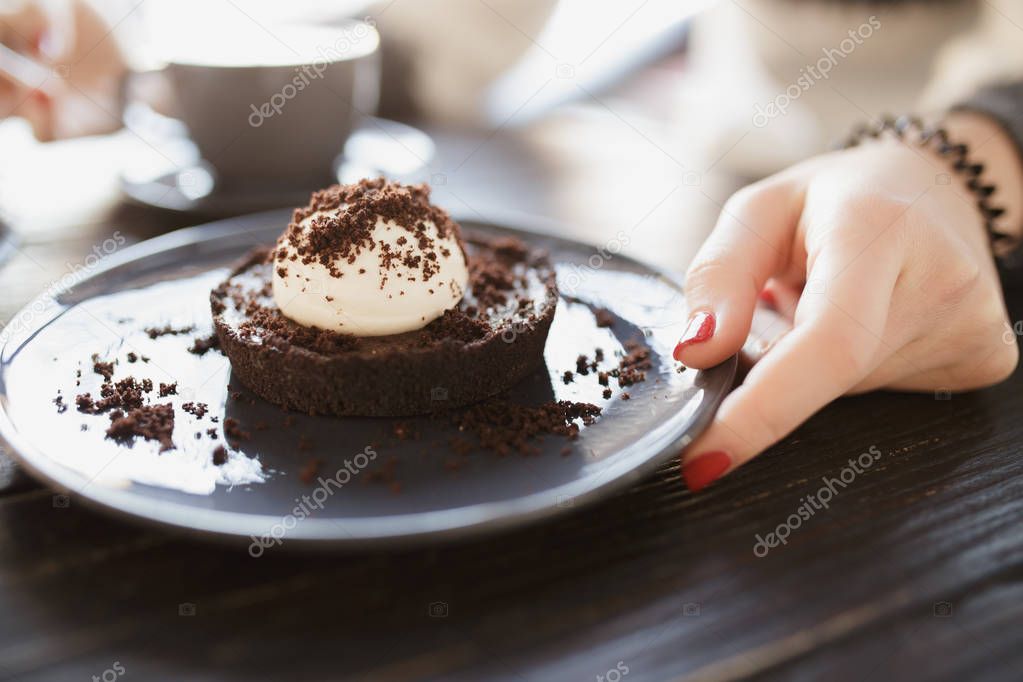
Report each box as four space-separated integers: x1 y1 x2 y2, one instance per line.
212 232 557 416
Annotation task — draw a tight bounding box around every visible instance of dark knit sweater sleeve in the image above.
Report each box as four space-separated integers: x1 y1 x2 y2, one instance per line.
953 81 1023 276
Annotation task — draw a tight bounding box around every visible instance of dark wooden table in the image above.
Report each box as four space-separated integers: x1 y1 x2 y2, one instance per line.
1 104 1022 681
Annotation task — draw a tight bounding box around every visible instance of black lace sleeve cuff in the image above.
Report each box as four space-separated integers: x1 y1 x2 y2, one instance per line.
953 81 1023 274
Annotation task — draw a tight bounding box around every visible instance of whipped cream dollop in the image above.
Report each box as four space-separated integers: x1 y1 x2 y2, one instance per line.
272 179 469 336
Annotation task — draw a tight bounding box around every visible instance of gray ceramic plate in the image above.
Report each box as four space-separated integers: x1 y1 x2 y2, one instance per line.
0 210 735 549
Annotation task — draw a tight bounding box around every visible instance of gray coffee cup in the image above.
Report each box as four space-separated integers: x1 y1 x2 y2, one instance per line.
163 22 380 189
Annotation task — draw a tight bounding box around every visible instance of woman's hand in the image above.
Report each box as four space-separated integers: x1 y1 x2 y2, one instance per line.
676 113 1023 492
0 0 126 140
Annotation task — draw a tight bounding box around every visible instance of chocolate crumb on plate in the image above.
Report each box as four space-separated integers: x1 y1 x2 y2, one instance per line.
594 308 615 328
224 417 249 447
182 402 208 419
393 421 417 441
212 445 228 466
449 399 601 456
188 333 220 356
144 324 195 339
76 376 152 414
613 339 652 387
366 457 399 486
298 457 323 483
449 436 473 456
92 359 115 381
105 403 175 452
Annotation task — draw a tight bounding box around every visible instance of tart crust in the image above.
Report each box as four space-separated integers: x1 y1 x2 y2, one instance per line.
212 232 558 416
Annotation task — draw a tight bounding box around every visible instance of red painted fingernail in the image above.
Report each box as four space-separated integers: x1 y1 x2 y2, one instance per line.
682 450 732 492
758 288 776 308
673 311 715 361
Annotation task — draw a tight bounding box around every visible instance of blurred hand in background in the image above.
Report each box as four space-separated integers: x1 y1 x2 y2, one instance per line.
0 0 126 140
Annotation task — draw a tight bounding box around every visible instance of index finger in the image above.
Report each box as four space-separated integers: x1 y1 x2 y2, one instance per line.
676 178 804 369
680 245 900 492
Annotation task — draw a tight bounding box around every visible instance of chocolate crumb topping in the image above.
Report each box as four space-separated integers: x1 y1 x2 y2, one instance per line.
277 178 465 284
